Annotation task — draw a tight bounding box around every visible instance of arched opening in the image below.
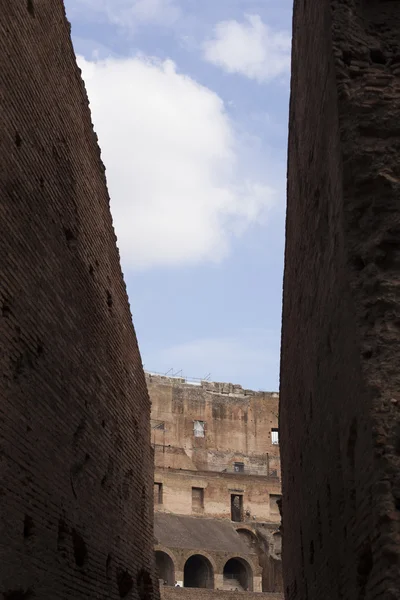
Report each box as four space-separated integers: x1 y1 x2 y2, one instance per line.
184 554 214 589
223 557 253 591
155 551 175 586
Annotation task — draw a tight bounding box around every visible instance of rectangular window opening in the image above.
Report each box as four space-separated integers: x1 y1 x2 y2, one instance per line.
154 482 163 504
270 494 281 514
193 420 205 438
234 462 244 473
231 494 243 522
192 487 204 510
271 428 279 445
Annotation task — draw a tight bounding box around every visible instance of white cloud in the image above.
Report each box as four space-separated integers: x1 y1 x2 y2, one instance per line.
203 14 291 83
147 328 280 390
66 0 180 33
79 54 275 270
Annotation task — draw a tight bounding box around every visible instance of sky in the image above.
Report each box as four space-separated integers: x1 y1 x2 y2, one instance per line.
64 0 293 391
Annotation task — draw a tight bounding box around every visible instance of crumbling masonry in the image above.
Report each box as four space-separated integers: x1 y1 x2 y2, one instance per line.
0 2 158 599
281 1 400 600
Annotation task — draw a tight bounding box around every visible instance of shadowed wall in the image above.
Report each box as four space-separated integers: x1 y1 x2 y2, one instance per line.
281 1 400 599
0 2 158 598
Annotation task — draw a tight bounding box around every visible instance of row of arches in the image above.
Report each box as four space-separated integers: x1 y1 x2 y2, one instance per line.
155 551 254 591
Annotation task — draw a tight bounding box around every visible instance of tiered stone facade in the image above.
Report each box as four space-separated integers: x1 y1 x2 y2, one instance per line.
147 374 283 598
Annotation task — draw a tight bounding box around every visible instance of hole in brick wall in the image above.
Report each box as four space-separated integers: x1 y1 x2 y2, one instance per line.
102 420 106 428
106 554 112 578
117 568 133 598
64 227 76 244
15 132 22 147
347 418 358 470
106 290 113 308
343 50 352 65
57 518 69 550
141 485 146 517
351 255 366 271
73 418 87 445
27 0 35 16
72 529 88 567
137 569 153 600
362 349 373 359
36 343 44 357
4 590 35 600
370 48 386 65
2 300 11 317
309 540 315 565
24 515 34 538
357 542 373 596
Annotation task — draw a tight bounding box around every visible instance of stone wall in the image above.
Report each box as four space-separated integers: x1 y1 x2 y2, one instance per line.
160 588 282 600
148 374 280 475
281 1 400 600
1 2 157 599
154 468 281 522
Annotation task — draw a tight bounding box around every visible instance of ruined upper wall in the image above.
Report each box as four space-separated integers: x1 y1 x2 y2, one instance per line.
0 2 157 598
147 374 280 474
281 1 400 600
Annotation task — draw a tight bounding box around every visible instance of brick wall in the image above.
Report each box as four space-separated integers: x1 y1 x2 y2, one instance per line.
160 588 282 600
0 2 158 599
281 1 400 600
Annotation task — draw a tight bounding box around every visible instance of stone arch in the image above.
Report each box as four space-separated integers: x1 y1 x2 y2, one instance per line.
155 550 175 586
183 553 214 589
223 556 253 591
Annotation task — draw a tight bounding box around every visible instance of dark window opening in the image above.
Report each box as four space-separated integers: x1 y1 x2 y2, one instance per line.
192 487 204 511
184 554 214 589
234 462 244 473
223 558 252 591
154 482 163 504
231 494 243 522
155 551 175 586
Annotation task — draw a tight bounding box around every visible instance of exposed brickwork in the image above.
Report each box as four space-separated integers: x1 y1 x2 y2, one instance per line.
0 2 158 599
281 1 400 600
160 588 282 600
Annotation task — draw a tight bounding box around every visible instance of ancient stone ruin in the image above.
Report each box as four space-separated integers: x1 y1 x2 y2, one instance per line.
147 373 283 598
1 2 158 598
281 1 400 599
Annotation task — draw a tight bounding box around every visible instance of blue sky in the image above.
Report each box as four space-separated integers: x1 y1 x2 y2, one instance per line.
64 0 292 391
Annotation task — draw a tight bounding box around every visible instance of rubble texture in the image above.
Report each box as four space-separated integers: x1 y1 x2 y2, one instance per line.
0 2 158 599
280 1 400 599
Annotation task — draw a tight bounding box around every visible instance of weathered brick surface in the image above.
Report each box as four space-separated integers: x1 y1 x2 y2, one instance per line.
281 1 400 599
160 588 282 600
0 2 158 599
